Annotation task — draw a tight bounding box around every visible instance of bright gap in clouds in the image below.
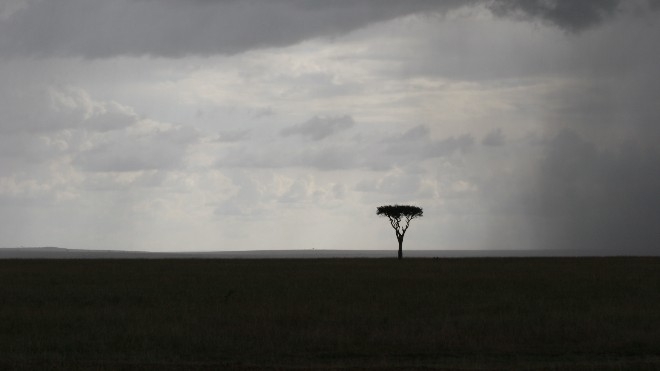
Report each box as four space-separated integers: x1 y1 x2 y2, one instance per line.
1 1 659 254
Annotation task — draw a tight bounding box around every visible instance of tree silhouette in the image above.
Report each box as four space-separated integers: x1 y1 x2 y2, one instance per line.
377 205 423 259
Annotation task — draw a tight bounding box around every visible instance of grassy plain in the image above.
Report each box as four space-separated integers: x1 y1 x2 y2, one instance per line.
1 258 659 370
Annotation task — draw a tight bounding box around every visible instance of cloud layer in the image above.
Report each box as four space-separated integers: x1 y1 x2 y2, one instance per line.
0 0 466 57
1 0 653 58
1 1 659 253
281 115 355 141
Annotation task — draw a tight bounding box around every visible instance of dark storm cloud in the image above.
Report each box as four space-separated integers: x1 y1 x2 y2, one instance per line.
488 0 623 32
1 0 652 59
526 130 660 253
516 14 660 252
0 0 470 58
443 0 660 253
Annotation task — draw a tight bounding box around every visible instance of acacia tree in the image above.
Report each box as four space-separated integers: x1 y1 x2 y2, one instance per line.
377 205 423 259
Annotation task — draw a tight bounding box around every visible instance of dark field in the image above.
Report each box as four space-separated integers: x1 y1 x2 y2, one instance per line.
1 258 659 370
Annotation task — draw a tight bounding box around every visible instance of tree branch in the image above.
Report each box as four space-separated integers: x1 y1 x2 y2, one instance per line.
388 216 402 239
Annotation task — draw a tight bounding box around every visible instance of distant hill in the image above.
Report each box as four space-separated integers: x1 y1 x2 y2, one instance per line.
0 247 656 259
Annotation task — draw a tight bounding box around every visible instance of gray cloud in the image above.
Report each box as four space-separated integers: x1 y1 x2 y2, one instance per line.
525 130 660 253
281 115 355 141
488 0 623 32
397 2 660 83
355 172 422 197
0 85 143 175
0 83 199 174
214 173 268 217
0 0 470 58
0 86 137 135
512 13 660 252
218 124 474 171
482 128 506 147
384 125 475 162
215 130 251 143
3 0 640 60
296 146 358 171
74 125 200 172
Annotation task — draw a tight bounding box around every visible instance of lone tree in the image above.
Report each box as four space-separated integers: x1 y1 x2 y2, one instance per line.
377 205 423 259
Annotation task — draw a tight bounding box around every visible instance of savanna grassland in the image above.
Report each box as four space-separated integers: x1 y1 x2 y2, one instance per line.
1 258 659 370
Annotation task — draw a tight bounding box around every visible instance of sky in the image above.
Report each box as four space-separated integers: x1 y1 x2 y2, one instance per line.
1 0 659 253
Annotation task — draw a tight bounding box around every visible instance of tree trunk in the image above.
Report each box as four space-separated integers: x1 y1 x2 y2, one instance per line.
398 238 403 259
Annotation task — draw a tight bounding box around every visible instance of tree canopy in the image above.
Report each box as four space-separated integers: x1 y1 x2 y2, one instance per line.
377 205 423 220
